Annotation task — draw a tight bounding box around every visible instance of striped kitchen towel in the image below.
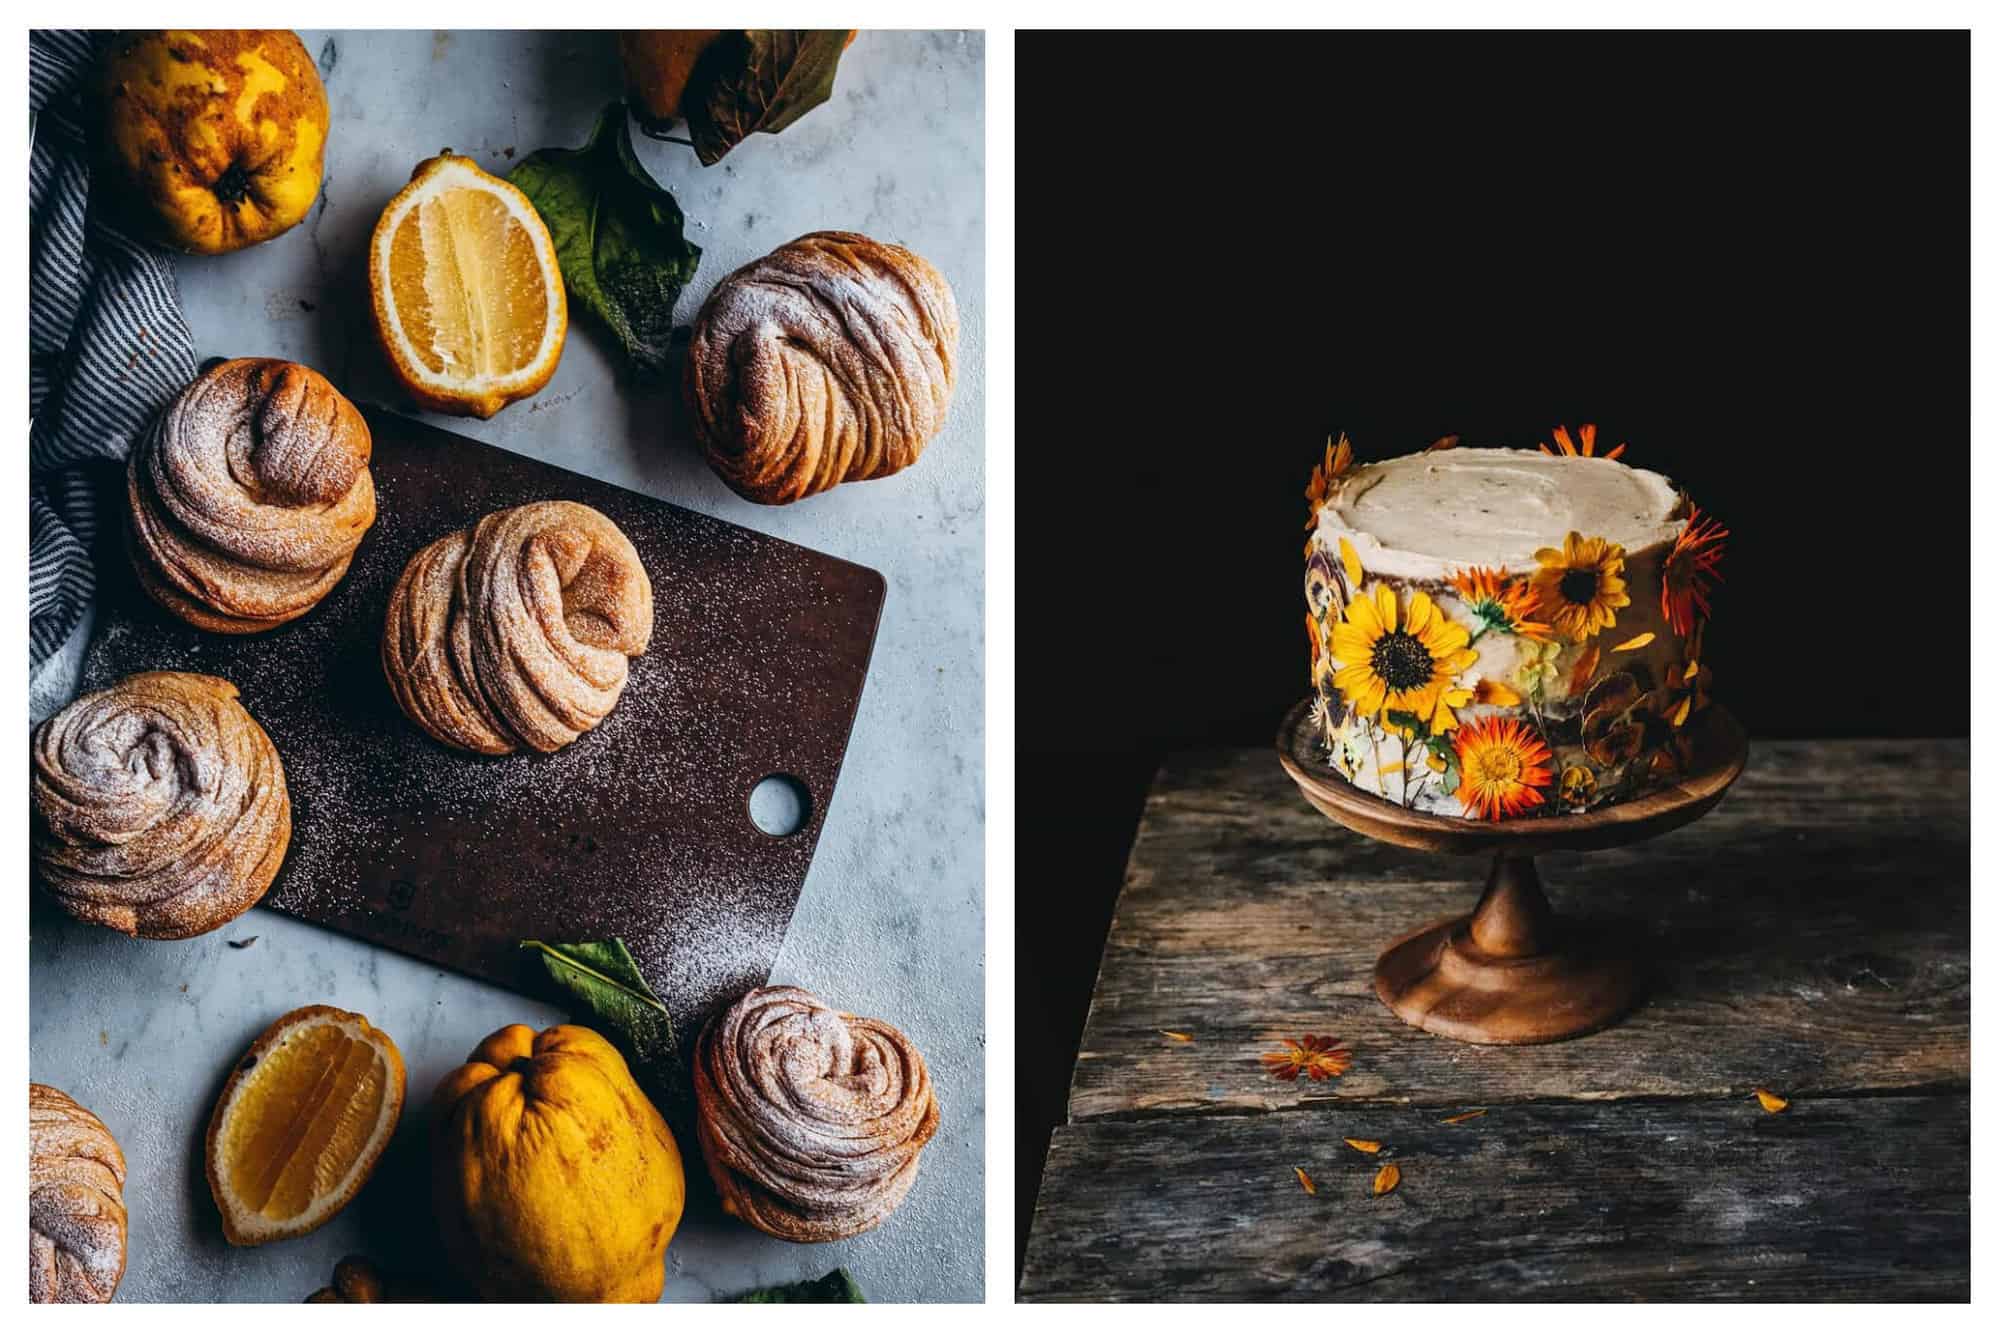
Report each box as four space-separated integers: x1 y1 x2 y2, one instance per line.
29 29 197 673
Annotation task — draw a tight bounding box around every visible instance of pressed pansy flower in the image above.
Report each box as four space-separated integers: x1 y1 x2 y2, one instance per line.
1559 764 1597 809
1303 433 1354 530
1448 566 1553 642
1328 585 1479 732
1452 715 1554 821
1661 505 1728 636
1513 637 1564 696
1540 422 1626 460
1529 531 1630 642
1261 1034 1353 1082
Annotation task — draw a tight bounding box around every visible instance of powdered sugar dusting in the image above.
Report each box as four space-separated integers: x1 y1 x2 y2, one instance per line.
82 410 884 1040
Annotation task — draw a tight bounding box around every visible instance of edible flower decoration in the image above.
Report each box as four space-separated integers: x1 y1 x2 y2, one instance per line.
1448 566 1553 642
1529 531 1631 642
1513 637 1563 697
1559 764 1598 810
1453 715 1554 821
1261 1034 1353 1083
1540 422 1626 460
1303 432 1354 535
1661 505 1729 636
1329 585 1478 733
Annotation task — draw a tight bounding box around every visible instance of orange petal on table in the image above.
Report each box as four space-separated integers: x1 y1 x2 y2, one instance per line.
1160 1030 1194 1043
1372 1163 1401 1196
1439 1109 1488 1125
1294 1165 1317 1195
1344 1138 1382 1155
1754 1088 1789 1113
1612 631 1656 652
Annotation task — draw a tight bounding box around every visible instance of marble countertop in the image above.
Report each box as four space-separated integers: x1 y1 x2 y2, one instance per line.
28 29 984 1303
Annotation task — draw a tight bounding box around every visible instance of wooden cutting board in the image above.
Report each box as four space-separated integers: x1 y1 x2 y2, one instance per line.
78 407 886 1040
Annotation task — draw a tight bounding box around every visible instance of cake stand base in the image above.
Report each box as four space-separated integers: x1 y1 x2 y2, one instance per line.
1373 854 1640 1044
1277 698 1748 1046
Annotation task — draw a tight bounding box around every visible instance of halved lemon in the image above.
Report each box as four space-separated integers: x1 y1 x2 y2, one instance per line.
203 1005 406 1246
368 152 567 419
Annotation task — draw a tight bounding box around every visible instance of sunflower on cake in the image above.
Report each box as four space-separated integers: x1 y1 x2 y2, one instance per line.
1303 427 1727 821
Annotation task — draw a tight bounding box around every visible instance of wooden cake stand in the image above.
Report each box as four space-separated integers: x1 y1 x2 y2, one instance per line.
1276 698 1748 1045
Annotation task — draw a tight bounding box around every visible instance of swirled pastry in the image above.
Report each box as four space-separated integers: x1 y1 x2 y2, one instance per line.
694 985 940 1242
128 357 376 633
30 1084 128 1304
684 231 959 505
381 501 653 755
31 671 290 939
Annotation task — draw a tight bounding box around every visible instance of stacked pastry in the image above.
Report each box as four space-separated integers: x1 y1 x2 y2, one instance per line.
381 500 654 754
30 671 290 938
29 1084 127 1304
127 358 375 633
1304 434 1726 820
685 231 959 504
694 985 939 1242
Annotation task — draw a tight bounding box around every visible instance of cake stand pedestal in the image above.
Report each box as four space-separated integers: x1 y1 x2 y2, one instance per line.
1276 698 1748 1045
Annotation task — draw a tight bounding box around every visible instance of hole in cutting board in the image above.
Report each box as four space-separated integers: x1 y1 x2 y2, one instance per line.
748 774 812 838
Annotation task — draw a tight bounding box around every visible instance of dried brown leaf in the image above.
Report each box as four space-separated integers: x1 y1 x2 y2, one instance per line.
1343 1138 1382 1154
1293 1165 1316 1195
1372 1163 1401 1196
1754 1088 1789 1113
1439 1109 1487 1125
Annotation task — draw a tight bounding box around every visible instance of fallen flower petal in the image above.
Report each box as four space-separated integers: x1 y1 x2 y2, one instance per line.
1754 1088 1789 1113
1373 1163 1401 1196
1260 1034 1354 1083
1344 1138 1382 1155
1294 1165 1316 1195
1439 1109 1488 1125
1160 1030 1194 1043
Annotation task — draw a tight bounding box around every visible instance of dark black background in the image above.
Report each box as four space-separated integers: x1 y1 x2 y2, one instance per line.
1013 30 1969 1275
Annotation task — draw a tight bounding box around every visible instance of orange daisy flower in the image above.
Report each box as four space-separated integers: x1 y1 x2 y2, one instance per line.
1453 716 1554 821
1303 432 1355 530
1541 422 1626 461
1260 1035 1353 1082
1661 506 1728 636
1448 566 1554 642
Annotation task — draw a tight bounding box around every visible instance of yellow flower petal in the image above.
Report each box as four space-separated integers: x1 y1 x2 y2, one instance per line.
1339 536 1363 588
1612 631 1655 652
1406 591 1433 634
1344 1138 1382 1155
1475 679 1522 706
1672 696 1693 727
1346 589 1381 637
1378 761 1405 775
1374 584 1398 632
1427 751 1448 773
1754 1089 1789 1114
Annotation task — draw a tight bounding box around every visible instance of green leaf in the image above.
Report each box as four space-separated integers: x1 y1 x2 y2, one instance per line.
518 938 688 1121
728 1269 867 1303
509 104 702 376
686 30 852 166
1384 709 1427 736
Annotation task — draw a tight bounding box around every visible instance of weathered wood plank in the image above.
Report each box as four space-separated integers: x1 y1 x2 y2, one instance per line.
1070 740 1968 1121
1020 1093 1970 1301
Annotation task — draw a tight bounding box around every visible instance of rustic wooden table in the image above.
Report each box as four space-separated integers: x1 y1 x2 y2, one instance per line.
1019 739 1969 1301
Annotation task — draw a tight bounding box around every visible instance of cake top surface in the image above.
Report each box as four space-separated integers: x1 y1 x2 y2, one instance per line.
1320 447 1684 578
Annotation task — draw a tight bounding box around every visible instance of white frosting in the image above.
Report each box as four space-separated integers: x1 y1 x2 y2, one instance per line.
1319 447 1684 581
